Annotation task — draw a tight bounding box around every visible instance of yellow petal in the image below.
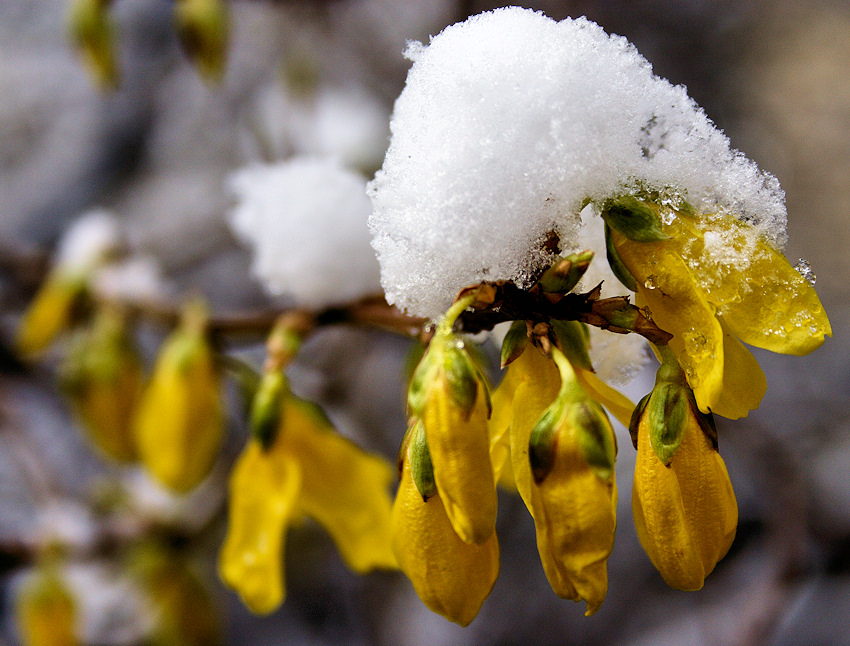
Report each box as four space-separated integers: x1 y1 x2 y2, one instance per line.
219 441 301 615
282 398 397 572
16 274 82 356
668 213 831 355
576 369 634 428
134 330 223 493
422 378 496 545
16 570 77 646
391 453 499 626
508 348 561 511
489 355 527 489
707 322 766 420
530 413 617 615
619 235 724 414
632 405 737 590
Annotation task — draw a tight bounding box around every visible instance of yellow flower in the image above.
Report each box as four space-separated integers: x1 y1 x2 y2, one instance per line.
60 308 142 463
134 307 223 493
408 298 497 545
390 420 499 626
16 274 85 357
512 346 617 616
607 198 831 419
16 566 77 646
631 357 738 590
220 388 396 614
174 0 229 83
67 0 119 89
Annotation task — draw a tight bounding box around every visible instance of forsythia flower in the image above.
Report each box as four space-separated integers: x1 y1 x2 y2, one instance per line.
134 305 223 493
391 419 499 626
606 197 832 418
510 345 618 616
630 352 737 590
16 566 77 646
60 308 142 463
220 386 396 614
407 296 497 545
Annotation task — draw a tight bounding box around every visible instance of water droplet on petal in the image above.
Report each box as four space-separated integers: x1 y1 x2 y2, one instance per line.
794 258 816 286
644 275 658 289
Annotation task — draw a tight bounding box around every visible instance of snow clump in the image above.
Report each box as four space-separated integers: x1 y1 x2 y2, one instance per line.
228 157 382 309
368 7 788 320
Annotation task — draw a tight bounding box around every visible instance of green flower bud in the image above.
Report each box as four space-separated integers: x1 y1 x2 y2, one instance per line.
600 195 669 242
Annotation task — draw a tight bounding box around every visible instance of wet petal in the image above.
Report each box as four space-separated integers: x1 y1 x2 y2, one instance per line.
391 453 499 626
219 441 301 614
707 322 766 420
283 398 397 572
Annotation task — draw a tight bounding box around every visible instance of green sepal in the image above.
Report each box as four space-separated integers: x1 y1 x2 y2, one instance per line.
551 319 593 372
574 401 617 482
441 342 479 418
407 349 438 416
647 382 688 466
249 371 287 449
537 250 594 294
500 320 528 368
628 392 651 450
528 403 562 484
605 223 638 291
601 195 669 243
408 419 437 500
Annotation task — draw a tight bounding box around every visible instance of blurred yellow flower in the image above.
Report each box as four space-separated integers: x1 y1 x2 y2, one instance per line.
134 306 223 493
220 389 396 614
16 566 77 646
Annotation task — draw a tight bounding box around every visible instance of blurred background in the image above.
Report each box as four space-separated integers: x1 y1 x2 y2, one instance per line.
1 0 848 644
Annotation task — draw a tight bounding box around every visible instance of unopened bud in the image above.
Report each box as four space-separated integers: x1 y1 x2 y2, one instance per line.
500 320 528 368
537 250 594 295
600 195 669 242
174 0 229 83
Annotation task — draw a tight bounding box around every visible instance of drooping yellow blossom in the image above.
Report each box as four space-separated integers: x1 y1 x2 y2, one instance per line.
132 544 222 646
174 0 229 83
391 420 499 626
631 351 738 590
219 440 301 614
408 296 497 545
606 197 831 419
512 346 617 615
60 307 142 462
67 0 119 89
134 304 223 493
16 565 77 646
220 384 396 615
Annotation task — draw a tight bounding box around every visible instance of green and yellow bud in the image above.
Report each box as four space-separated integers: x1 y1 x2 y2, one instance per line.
174 0 229 83
600 195 669 242
391 425 499 626
631 354 738 591
60 308 142 463
16 565 77 646
517 348 617 616
134 303 223 493
248 370 286 449
409 300 496 545
537 250 594 296
219 439 301 614
67 0 118 89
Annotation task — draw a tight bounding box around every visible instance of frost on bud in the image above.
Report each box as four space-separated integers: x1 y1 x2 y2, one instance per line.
600 195 669 243
16 564 77 646
134 301 223 493
407 295 497 545
174 0 229 83
390 429 499 626
67 0 118 89
632 348 737 591
60 307 142 463
520 347 617 616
